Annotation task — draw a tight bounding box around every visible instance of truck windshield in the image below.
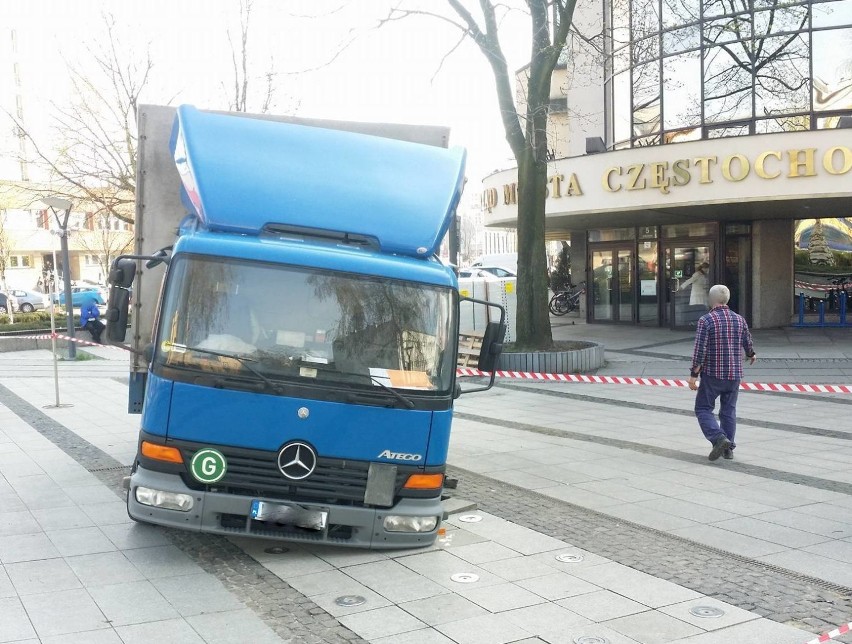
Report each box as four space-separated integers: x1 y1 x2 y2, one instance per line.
155 256 454 393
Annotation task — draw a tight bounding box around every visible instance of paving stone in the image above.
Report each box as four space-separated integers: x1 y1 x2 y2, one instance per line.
571 562 702 608
0 596 36 643
30 506 95 531
480 555 559 581
122 545 204 579
501 601 592 637
665 617 817 643
343 559 449 603
114 617 206 644
604 610 704 643
98 522 172 551
456 582 547 613
372 628 456 644
0 531 60 564
152 572 246 616
711 516 834 549
66 551 145 587
39 629 124 643
88 580 180 627
557 589 651 622
21 588 110 638
435 613 533 644
310 585 393 617
46 526 116 557
185 608 282 644
5 557 82 595
398 593 489 626
515 571 600 601
446 540 522 564
338 605 424 640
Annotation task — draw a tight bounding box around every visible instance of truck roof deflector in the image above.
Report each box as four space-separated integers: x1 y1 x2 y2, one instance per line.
170 105 466 259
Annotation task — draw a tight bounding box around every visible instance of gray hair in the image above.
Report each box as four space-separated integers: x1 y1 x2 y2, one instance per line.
708 284 730 306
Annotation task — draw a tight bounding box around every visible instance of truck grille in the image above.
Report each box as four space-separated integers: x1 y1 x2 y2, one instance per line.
181 445 405 506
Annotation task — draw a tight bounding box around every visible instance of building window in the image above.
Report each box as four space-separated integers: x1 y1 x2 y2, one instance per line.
9 255 32 268
605 0 852 147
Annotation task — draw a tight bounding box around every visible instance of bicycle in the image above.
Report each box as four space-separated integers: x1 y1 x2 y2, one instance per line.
549 282 585 316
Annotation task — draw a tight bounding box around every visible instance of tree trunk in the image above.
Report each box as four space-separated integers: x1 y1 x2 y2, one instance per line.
514 145 553 349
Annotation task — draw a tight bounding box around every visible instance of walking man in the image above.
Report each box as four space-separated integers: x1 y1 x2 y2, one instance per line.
688 284 756 461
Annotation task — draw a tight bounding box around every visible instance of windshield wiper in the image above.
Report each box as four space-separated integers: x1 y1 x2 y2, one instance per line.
164 342 282 393
369 376 415 409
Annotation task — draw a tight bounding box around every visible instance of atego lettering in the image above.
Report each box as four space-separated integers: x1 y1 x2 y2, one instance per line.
377 450 423 461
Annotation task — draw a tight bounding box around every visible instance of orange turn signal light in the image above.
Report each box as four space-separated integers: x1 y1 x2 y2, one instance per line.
141 441 184 464
403 473 445 490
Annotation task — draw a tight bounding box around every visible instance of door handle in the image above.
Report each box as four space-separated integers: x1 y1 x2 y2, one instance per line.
671 278 680 293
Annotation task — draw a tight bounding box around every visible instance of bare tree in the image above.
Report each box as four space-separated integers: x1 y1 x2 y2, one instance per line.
8 14 150 225
0 208 12 291
225 0 281 114
382 1 578 348
72 210 134 282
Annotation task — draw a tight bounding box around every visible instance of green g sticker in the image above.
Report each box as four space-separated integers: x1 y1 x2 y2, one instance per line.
190 448 227 484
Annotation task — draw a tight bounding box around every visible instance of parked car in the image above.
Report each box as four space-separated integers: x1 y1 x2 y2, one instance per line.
458 266 517 279
0 293 19 315
8 289 47 313
53 286 106 307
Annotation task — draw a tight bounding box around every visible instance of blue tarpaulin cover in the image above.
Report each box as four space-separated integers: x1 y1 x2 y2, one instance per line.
170 105 466 258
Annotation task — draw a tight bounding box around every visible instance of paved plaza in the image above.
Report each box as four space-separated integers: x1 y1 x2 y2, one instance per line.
0 324 851 643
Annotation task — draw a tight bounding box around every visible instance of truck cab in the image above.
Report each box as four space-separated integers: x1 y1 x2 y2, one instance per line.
110 106 502 548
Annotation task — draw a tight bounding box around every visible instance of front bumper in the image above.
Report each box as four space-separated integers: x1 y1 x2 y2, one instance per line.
127 465 442 549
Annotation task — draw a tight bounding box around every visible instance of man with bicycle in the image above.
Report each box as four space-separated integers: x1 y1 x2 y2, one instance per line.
688 284 756 461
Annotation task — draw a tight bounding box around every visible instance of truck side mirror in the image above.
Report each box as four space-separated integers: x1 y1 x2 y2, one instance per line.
106 288 131 342
110 259 137 288
477 321 505 372
457 296 506 394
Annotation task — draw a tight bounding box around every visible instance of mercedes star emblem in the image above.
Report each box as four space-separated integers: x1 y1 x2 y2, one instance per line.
277 442 317 480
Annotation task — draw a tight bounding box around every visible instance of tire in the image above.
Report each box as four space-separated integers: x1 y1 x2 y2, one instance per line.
20 303 34 313
549 293 570 316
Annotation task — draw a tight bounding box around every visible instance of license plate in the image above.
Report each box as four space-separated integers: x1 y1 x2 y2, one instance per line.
250 500 328 531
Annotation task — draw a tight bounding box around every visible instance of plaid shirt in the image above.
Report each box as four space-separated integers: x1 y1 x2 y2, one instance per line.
691 305 754 380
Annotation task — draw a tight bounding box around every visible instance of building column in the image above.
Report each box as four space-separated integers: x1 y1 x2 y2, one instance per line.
751 219 793 329
570 231 588 317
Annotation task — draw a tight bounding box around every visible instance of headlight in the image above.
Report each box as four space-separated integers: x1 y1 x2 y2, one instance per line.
383 515 438 533
135 486 194 512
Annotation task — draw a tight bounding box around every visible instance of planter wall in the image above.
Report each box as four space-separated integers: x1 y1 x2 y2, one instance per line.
497 343 604 374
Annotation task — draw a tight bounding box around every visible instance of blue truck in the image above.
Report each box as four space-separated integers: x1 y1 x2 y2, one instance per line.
108 105 504 549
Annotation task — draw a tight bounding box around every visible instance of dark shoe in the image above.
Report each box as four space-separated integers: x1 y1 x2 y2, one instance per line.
723 448 734 460
708 437 731 461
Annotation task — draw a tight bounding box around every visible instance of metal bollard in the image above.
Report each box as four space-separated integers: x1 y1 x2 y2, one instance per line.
818 299 826 325
841 291 848 326
798 292 805 326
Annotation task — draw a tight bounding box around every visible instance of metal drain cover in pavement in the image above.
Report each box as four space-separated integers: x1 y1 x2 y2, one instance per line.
335 595 366 607
556 553 585 563
450 573 480 583
573 636 610 644
689 605 725 618
263 546 289 555
458 514 482 523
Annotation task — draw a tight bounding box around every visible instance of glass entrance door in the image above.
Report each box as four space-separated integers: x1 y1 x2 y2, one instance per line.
663 243 714 329
590 246 634 323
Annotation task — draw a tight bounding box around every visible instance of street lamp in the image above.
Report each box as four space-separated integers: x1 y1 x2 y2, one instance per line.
42 196 76 360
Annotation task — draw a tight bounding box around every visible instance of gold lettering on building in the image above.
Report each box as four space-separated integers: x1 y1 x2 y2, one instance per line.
648 161 670 194
565 173 583 196
755 151 782 179
503 182 517 205
626 164 646 190
481 187 498 212
602 167 622 192
721 154 750 182
693 156 717 184
549 174 563 198
823 146 852 175
787 148 817 177
672 159 691 186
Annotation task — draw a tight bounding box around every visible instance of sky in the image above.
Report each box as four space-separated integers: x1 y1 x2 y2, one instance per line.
0 0 532 198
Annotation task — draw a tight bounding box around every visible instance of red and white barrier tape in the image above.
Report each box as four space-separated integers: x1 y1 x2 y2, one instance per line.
795 281 834 292
805 621 851 644
456 368 852 394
